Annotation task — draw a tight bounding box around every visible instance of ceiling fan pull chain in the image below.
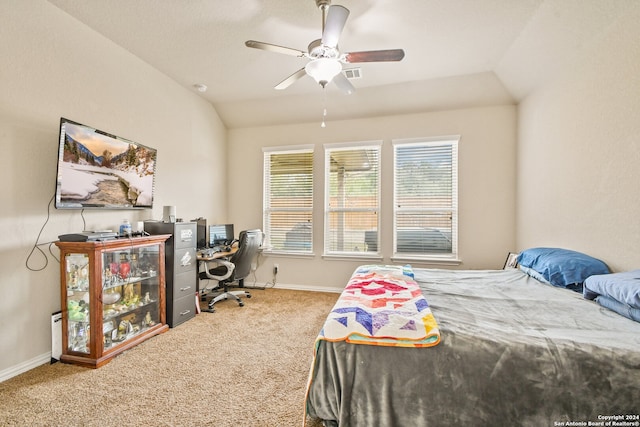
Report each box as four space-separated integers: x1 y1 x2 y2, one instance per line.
321 88 328 128
322 91 328 127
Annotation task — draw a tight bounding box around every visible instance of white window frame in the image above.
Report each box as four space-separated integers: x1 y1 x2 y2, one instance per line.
323 141 382 258
262 145 314 255
392 136 459 263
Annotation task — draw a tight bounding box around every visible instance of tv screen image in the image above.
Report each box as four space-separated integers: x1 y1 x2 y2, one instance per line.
55 118 157 209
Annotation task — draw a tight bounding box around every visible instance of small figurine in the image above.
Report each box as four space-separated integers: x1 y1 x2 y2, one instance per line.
123 284 135 302
144 311 155 327
104 268 112 286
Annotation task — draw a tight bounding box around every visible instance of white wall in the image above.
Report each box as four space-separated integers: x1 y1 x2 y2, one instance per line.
516 3 640 272
0 1 227 378
228 105 517 290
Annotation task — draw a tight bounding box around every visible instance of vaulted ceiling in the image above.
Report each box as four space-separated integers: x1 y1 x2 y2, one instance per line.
45 0 632 128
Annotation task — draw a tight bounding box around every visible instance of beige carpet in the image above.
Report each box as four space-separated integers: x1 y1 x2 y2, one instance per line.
0 288 338 427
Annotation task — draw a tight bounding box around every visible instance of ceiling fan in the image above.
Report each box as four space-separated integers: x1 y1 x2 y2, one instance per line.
245 0 405 94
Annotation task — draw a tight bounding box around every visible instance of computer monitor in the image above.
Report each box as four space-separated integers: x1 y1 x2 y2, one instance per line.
209 224 234 247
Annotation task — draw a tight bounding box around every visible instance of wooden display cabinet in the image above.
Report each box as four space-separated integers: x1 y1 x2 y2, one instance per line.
55 235 171 368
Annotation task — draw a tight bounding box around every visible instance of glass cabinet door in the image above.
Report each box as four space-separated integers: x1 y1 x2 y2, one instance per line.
64 253 91 354
101 244 162 350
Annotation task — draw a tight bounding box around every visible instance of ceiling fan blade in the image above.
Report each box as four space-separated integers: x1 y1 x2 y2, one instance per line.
275 68 307 90
333 72 355 95
344 49 405 63
321 5 349 48
245 40 307 58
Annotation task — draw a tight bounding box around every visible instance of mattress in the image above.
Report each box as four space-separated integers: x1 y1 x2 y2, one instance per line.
305 268 640 426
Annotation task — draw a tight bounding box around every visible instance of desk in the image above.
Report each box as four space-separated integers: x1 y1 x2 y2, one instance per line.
196 245 237 261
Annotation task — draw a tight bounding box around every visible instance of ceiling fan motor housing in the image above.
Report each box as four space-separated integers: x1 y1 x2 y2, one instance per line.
308 39 339 59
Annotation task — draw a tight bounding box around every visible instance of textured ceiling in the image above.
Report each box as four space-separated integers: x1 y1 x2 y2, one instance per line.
44 0 633 128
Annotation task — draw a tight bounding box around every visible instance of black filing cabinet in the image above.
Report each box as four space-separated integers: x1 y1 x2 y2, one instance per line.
144 221 197 327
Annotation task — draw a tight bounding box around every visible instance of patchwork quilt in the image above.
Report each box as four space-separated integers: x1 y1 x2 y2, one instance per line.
318 265 441 347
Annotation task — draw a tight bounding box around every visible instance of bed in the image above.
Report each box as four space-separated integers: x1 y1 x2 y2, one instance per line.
305 261 640 426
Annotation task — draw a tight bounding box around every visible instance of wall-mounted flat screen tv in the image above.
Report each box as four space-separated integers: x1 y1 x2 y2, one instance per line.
55 118 157 209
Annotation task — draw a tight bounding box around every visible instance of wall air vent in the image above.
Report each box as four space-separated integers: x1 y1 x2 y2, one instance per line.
343 68 362 79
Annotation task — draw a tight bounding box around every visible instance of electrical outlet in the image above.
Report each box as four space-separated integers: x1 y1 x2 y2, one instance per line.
273 264 279 275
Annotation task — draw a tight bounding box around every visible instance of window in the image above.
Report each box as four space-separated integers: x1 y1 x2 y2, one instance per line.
324 142 381 256
263 146 314 254
393 137 458 259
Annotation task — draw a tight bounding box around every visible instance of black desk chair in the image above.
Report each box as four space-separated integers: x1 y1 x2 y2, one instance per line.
199 229 262 312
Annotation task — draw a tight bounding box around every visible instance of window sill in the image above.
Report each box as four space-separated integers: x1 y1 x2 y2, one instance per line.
260 250 460 266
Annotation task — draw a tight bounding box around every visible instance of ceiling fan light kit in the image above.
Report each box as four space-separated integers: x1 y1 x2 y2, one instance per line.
305 58 342 87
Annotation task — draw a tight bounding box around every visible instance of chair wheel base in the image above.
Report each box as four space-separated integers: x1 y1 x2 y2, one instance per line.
239 302 244 307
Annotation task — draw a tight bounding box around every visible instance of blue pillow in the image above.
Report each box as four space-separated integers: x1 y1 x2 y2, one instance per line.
516 247 610 291
594 295 640 322
584 270 640 309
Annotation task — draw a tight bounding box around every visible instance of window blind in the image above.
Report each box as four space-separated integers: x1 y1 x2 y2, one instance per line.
324 143 381 255
263 148 313 253
393 138 458 257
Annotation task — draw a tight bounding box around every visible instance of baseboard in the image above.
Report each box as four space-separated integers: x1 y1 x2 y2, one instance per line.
273 282 343 294
242 281 342 294
0 352 51 383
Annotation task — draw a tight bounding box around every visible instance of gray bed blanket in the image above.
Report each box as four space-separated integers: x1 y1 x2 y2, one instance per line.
306 268 640 426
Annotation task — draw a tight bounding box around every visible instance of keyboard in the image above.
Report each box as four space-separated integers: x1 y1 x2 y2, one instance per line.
198 248 215 258
198 246 223 258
